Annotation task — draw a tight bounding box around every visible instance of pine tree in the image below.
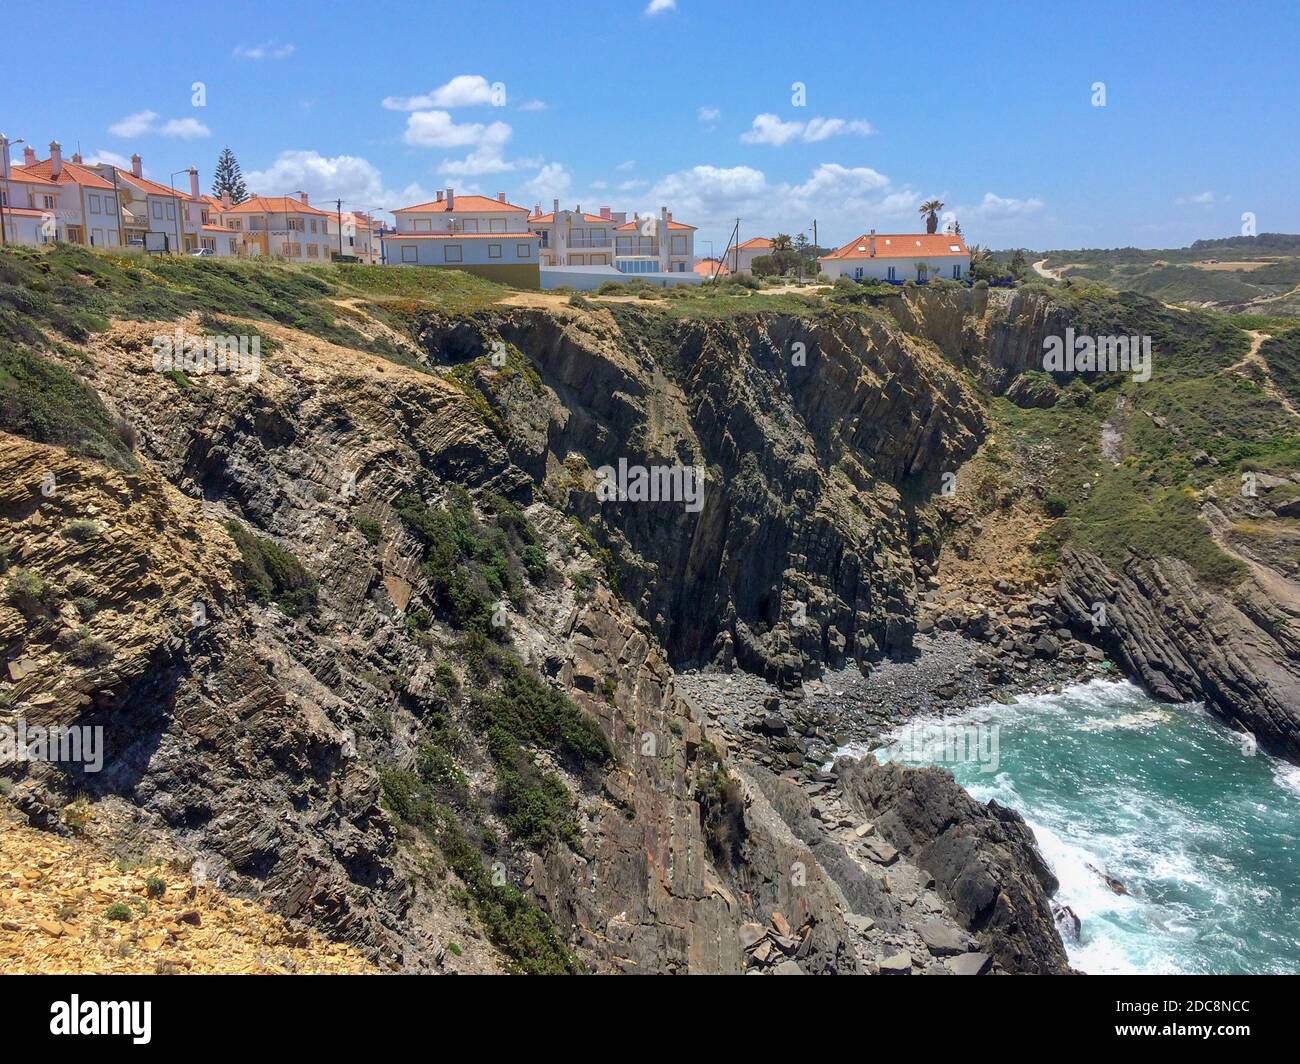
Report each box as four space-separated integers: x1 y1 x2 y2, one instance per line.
211 147 248 204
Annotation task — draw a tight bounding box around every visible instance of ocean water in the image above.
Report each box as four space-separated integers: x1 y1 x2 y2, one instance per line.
857 679 1300 974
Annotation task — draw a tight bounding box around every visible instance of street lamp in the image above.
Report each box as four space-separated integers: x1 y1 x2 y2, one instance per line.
0 137 26 246
355 204 386 263
168 169 191 254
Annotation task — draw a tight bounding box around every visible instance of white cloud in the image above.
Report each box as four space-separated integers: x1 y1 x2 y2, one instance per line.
698 106 720 123
233 41 295 60
962 192 1045 218
159 117 211 140
616 160 636 171
522 163 573 202
109 111 158 137
1175 191 1215 206
619 178 649 191
85 149 137 171
645 0 676 14
590 179 609 190
244 150 417 214
740 113 872 146
518 99 548 112
403 111 510 149
383 75 501 111
641 161 918 246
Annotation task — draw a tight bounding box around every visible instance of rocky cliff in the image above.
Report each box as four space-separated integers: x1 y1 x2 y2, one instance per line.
3 247 1296 974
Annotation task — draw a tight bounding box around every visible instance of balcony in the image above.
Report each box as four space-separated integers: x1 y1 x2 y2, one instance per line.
565 236 612 250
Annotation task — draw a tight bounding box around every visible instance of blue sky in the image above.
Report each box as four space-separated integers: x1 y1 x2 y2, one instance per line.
3 0 1297 252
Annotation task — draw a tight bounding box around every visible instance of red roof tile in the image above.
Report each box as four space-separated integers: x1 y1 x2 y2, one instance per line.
18 159 115 190
822 232 969 260
222 195 333 216
393 194 528 214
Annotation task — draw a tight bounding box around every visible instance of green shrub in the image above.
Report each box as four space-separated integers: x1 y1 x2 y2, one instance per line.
145 876 166 899
226 521 318 617
353 513 383 546
105 903 132 922
63 518 100 542
67 626 114 667
6 567 51 615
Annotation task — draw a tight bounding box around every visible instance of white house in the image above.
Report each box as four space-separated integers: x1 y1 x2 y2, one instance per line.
819 230 970 283
0 135 61 245
219 193 336 261
528 202 625 266
385 189 540 286
14 141 122 247
613 207 695 274
729 236 772 275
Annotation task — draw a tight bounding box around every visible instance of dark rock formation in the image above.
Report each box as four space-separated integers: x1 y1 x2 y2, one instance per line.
835 754 1069 974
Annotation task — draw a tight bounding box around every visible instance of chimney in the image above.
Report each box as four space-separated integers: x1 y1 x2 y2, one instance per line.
575 204 582 215
189 167 200 199
534 203 541 216
131 153 142 177
23 145 36 167
667 211 673 222
600 206 611 221
221 192 232 209
299 191 309 204
868 229 876 256
0 135 10 180
445 187 454 210
49 141 62 178
497 191 505 203
552 197 559 216
436 190 444 202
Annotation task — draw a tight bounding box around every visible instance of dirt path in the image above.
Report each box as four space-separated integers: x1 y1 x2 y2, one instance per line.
1224 330 1299 419
1032 258 1063 281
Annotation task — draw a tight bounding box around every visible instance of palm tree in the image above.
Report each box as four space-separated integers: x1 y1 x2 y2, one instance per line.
968 244 992 267
918 199 945 234
771 233 793 252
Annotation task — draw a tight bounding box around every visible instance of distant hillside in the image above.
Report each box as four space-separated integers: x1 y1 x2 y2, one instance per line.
1016 234 1300 314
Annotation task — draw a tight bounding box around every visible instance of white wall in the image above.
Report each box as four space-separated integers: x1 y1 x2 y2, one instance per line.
386 234 539 266
820 254 969 282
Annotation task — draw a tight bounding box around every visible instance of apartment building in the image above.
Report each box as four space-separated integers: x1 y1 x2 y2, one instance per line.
341 211 383 263
90 155 202 252
613 208 696 274
0 136 61 245
14 141 121 247
386 188 540 286
528 201 625 266
219 193 335 261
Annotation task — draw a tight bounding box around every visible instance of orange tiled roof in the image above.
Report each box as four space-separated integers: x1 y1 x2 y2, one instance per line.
393 194 528 214
527 211 611 224
386 231 540 240
114 168 197 200
822 232 969 260
693 258 729 277
4 168 59 187
614 217 696 231
222 195 332 216
737 237 772 250
18 159 115 190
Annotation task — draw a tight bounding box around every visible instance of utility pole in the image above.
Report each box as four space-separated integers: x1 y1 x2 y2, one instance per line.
336 199 343 259
812 219 817 251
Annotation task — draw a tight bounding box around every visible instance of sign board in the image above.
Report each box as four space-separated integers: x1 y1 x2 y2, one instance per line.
144 232 170 254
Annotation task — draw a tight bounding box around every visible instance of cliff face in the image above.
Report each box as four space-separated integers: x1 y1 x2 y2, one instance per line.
5 251 1296 974
422 305 985 684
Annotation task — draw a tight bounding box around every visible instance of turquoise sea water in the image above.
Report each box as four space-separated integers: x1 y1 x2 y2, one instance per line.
867 679 1300 974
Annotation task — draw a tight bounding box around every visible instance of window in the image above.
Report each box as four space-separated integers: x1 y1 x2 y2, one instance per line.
288 218 303 231
671 235 686 253
165 201 175 220
307 244 319 258
952 264 962 279
151 201 164 219
228 219 242 231
516 243 531 258
0 190 6 206
401 244 418 263
89 194 101 212
854 267 863 280
488 243 502 258
104 194 115 211
249 218 264 230
444 244 463 263
414 218 431 232
886 266 896 281
537 230 549 247
309 220 317 233
489 218 505 232
461 219 479 232
202 238 215 251
42 195 55 209
92 228 104 245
